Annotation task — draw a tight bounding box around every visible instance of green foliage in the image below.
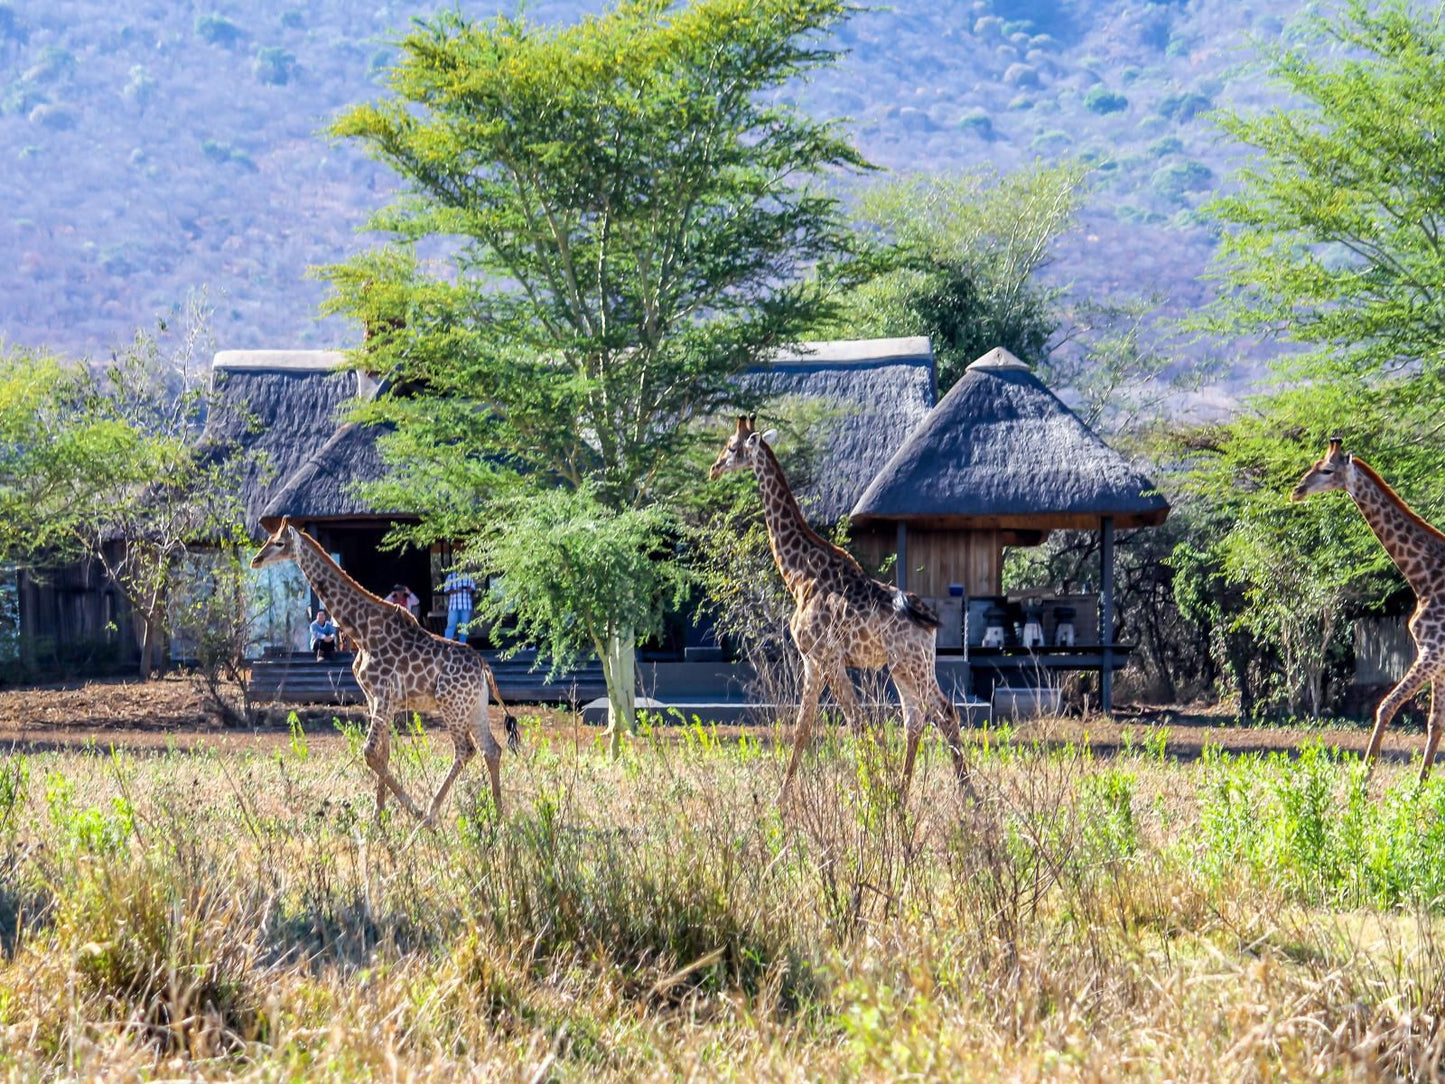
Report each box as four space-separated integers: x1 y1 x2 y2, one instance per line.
0 351 158 566
461 486 686 678
194 13 244 47
817 163 1085 390
957 107 994 138
1155 89 1212 122
1083 86 1128 114
1150 159 1213 199
323 0 864 729
252 46 295 86
1205 1 1445 379
1173 2 1445 715
1194 743 1445 909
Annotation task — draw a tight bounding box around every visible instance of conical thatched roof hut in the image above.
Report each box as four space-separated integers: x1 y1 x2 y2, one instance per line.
843 346 1172 712
852 347 1169 530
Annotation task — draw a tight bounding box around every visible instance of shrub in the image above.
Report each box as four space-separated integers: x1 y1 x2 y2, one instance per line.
1084 87 1128 114
1156 90 1212 123
1151 159 1214 198
1030 128 1072 151
957 108 994 139
194 14 244 47
253 46 295 86
27 104 75 130
1003 62 1041 89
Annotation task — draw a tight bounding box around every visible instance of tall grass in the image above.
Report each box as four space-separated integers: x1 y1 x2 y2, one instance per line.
2 723 1445 1078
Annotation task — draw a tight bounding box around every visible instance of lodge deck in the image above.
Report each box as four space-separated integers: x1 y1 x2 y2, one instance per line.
248 650 996 724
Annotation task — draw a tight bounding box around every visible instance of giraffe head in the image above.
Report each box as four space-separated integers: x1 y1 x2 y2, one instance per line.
1290 437 1352 501
250 518 301 567
709 414 778 479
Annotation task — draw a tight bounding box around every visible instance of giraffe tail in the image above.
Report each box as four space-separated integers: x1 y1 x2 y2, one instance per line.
485 665 522 752
893 588 942 630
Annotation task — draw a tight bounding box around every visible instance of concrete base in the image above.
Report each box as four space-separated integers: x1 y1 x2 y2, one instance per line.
580 697 993 728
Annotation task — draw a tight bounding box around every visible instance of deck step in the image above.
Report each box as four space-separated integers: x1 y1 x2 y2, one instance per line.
247 651 606 706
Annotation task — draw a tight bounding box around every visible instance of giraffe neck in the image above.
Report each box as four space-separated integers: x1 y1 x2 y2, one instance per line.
290 529 390 633
750 444 840 593
1346 458 1445 597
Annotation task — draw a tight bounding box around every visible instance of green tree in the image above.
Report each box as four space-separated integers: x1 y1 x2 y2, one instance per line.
0 352 154 567
322 0 863 748
816 163 1085 391
1179 0 1445 715
1205 0 1445 378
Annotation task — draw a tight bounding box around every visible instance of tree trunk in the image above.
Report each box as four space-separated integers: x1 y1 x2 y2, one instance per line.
599 622 636 759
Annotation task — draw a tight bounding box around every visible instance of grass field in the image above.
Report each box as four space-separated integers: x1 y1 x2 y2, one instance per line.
3 711 1445 1081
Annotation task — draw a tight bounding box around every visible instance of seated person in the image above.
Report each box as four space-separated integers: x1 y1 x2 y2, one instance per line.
309 608 339 662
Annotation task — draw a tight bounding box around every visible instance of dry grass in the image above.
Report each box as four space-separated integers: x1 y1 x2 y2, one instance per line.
1 713 1444 1081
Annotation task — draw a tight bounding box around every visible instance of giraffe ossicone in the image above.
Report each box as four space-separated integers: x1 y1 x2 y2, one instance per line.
1293 441 1445 780
710 414 974 804
250 519 515 822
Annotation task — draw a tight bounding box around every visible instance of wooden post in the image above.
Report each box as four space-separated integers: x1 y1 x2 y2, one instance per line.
896 521 909 591
1099 516 1115 714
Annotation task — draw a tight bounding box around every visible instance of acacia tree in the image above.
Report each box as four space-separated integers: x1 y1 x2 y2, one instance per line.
323 0 863 748
1178 0 1445 715
817 164 1085 391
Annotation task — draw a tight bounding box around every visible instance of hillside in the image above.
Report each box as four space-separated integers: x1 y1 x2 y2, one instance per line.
0 0 1306 377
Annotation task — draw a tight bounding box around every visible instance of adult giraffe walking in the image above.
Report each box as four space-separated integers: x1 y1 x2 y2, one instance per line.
1293 438 1445 779
250 520 514 820
710 415 974 804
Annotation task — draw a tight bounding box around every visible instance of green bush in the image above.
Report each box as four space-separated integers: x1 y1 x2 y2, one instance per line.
1084 87 1128 114
1151 159 1213 198
195 14 244 47
253 46 296 86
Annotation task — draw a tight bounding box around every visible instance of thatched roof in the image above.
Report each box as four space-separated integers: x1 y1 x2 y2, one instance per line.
203 351 387 531
734 337 937 524
851 347 1170 530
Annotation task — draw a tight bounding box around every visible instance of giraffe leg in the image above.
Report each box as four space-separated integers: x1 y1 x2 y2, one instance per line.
422 708 476 827
1366 656 1435 771
473 691 504 815
1421 683 1443 784
364 700 424 821
369 717 389 815
929 678 977 801
823 659 867 738
898 688 928 803
781 655 825 806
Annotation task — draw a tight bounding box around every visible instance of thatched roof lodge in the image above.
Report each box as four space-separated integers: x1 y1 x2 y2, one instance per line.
204 339 1168 707
845 346 1171 710
17 336 1168 711
853 347 1169 532
204 351 389 530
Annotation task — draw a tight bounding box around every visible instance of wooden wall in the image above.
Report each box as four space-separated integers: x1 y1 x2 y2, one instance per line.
17 545 138 669
851 526 1003 597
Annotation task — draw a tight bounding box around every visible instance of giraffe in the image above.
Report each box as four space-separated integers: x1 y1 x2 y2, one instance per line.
710 415 974 804
1292 438 1445 780
250 520 514 821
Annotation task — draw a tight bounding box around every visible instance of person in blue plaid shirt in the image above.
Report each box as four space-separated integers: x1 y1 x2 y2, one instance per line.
442 569 477 643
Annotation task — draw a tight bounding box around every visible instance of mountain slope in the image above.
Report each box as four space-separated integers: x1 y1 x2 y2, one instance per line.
0 0 1305 367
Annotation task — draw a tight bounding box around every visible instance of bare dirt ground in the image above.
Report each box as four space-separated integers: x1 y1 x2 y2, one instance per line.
0 676 1431 768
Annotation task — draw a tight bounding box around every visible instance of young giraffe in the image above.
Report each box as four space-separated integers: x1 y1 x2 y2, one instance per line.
1292 438 1445 780
250 520 514 821
710 415 974 803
